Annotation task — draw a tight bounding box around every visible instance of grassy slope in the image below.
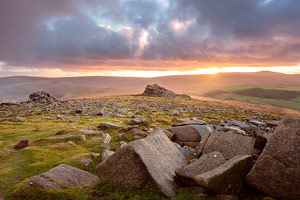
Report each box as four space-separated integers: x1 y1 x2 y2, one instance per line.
212 85 300 110
0 96 281 200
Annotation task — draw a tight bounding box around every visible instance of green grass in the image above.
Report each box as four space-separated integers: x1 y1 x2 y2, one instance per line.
223 85 300 91
0 96 281 199
218 94 300 110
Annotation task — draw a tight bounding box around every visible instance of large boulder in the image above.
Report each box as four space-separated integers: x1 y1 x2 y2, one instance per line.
175 152 226 186
246 116 300 200
196 131 256 160
96 128 187 197
195 155 253 195
166 125 212 148
23 164 99 190
142 84 191 99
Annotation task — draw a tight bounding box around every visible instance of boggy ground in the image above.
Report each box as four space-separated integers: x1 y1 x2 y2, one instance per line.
0 96 282 200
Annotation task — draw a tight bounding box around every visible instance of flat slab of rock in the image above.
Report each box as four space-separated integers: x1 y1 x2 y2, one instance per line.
196 131 255 159
195 155 253 195
175 152 226 186
97 122 120 130
173 120 206 127
246 116 300 200
24 164 99 190
96 128 186 197
80 129 104 135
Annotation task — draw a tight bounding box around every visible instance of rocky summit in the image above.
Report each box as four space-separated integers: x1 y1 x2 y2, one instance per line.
142 84 191 99
1 91 298 200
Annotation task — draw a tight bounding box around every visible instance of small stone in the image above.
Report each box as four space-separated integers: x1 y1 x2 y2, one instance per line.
13 139 29 150
101 149 114 161
92 152 100 158
72 157 93 168
102 133 111 144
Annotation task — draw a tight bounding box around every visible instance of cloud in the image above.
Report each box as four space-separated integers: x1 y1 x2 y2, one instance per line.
0 0 299 73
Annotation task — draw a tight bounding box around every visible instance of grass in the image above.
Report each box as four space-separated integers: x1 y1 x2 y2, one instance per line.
0 96 282 199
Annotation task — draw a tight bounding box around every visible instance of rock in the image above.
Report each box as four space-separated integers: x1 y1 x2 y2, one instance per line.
195 155 253 195
34 135 85 143
97 122 120 130
120 125 139 132
128 118 150 127
0 141 3 145
166 125 212 148
23 164 99 190
219 126 247 136
92 152 100 158
264 120 279 128
249 120 266 127
173 143 196 157
142 84 191 99
246 116 300 200
102 133 111 144
131 128 147 137
172 120 207 127
101 149 114 161
13 139 29 150
175 152 226 186
196 131 255 159
28 91 59 104
72 157 93 168
80 129 103 135
96 128 186 197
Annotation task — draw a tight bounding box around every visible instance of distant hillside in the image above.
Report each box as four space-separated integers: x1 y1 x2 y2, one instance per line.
1 71 300 102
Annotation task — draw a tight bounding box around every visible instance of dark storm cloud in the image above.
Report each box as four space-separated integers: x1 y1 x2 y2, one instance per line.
0 0 300 70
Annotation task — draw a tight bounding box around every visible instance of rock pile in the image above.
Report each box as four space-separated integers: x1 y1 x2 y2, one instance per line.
28 91 59 104
142 84 191 99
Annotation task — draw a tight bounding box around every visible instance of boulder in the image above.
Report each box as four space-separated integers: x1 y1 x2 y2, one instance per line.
96 128 186 197
246 116 300 200
97 122 120 130
166 125 212 148
195 155 253 195
175 152 226 186
102 133 111 144
23 164 99 190
196 131 255 159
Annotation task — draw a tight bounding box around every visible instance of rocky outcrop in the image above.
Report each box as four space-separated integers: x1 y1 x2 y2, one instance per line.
142 84 191 99
96 128 186 197
28 91 59 104
23 164 99 190
246 116 300 200
175 152 226 186
195 155 253 195
196 131 256 159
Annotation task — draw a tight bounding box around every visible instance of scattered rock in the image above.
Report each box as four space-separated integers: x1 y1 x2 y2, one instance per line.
246 116 300 200
173 143 196 157
196 131 255 160
128 118 150 127
101 149 114 161
172 120 207 127
0 141 3 145
97 122 120 130
80 129 103 135
96 128 186 197
131 128 147 137
264 120 279 128
72 157 93 168
102 133 111 144
13 139 29 150
195 155 253 195
175 152 226 186
92 152 100 158
23 164 99 190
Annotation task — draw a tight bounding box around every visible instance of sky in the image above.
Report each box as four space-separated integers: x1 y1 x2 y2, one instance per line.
0 0 300 77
